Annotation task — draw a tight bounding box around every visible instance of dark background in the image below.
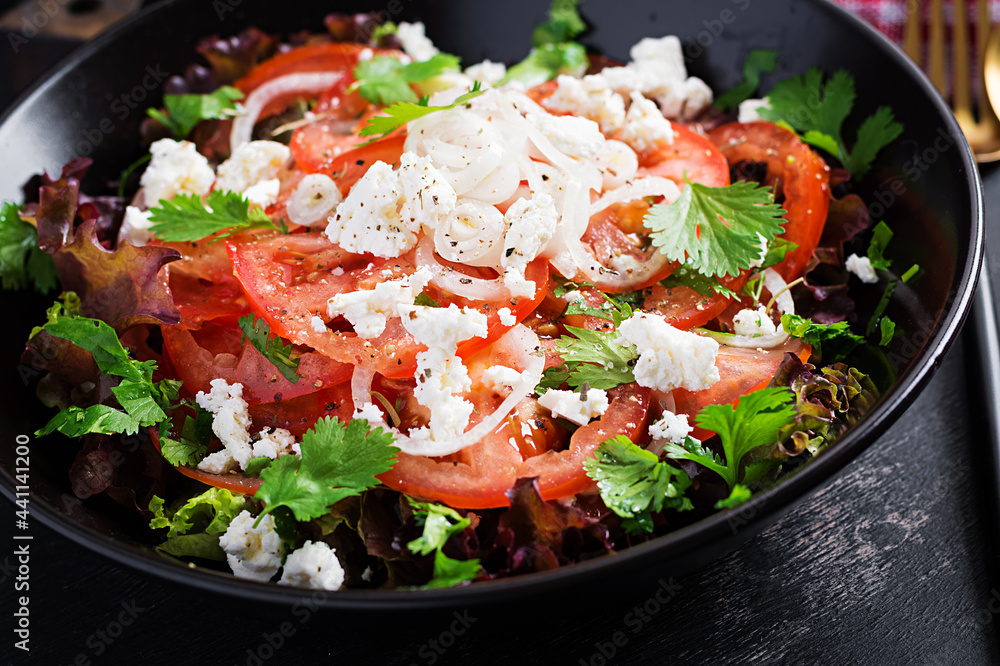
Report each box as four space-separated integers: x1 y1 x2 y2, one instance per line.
2 1 1000 664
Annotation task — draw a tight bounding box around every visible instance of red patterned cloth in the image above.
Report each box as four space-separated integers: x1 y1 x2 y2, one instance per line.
831 0 1000 93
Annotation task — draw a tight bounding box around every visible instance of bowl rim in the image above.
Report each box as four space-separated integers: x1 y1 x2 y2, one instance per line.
0 0 985 609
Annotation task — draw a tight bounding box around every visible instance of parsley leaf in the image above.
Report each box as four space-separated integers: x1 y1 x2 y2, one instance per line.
867 220 893 270
584 435 692 533
358 83 485 142
644 178 787 279
407 500 481 588
255 417 398 524
238 313 301 383
0 201 57 293
714 49 778 111
664 386 796 490
148 190 285 242
147 86 244 139
780 314 865 363
159 407 213 467
532 0 587 46
759 68 903 179
36 315 177 437
352 53 461 105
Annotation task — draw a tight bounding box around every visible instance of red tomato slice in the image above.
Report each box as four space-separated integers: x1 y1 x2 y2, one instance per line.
155 239 249 329
642 270 750 330
636 122 730 188
707 121 831 281
378 383 651 509
673 339 812 440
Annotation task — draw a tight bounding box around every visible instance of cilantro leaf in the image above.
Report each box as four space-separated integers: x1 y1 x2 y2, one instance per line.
352 53 461 105
148 190 284 242
584 435 692 533
243 457 273 475
146 86 244 139
407 500 481 588
644 179 787 279
532 0 587 46
238 313 301 383
780 314 865 363
503 42 588 87
761 238 798 270
664 387 796 489
867 220 893 270
879 316 896 346
714 49 778 111
0 201 57 293
760 68 903 179
558 325 637 390
714 484 752 509
358 83 485 142
36 315 176 437
413 292 441 307
255 417 398 523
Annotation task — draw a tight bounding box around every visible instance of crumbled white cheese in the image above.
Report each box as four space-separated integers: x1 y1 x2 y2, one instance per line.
396 21 439 62
219 510 284 582
732 306 779 338
310 316 326 334
502 193 558 297
325 161 420 258
845 253 879 284
242 178 280 208
287 173 342 227
497 307 516 327
738 97 771 123
398 304 488 443
562 289 585 304
397 152 457 229
252 427 298 460
353 402 385 423
621 92 675 152
617 312 720 392
525 112 606 159
648 410 692 444
748 233 769 269
398 302 489 352
597 36 713 120
196 449 237 475
543 74 627 135
119 206 154 247
195 379 253 469
278 540 345 590
465 59 507 86
538 388 610 426
140 138 215 206
481 364 524 392
327 267 433 338
215 140 290 194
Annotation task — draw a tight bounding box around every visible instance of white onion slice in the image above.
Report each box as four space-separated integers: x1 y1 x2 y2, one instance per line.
230 72 344 150
588 176 680 218
699 327 791 349
351 325 545 457
764 268 796 315
414 234 510 300
433 200 506 267
286 173 341 227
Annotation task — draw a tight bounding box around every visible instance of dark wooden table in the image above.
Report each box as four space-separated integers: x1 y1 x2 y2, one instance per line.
4 23 1000 666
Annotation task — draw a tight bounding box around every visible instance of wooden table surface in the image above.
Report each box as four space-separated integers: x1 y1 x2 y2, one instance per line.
4 26 1000 666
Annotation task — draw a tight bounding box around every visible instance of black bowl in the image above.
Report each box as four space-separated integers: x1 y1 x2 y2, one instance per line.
0 0 983 609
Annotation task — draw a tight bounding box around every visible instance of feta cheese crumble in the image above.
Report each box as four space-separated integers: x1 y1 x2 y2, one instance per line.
732 306 779 338
648 410 693 444
242 178 280 208
326 267 433 338
219 510 284 582
278 540 345 590
119 206 154 247
617 312 720 392
497 307 516 327
738 97 771 123
252 427 299 460
525 112 606 159
397 152 458 229
464 59 507 86
502 193 558 297
481 365 524 392
845 253 879 284
621 92 675 152
215 140 290 194
538 387 610 426
543 74 627 134
140 138 214 206
195 378 253 469
396 21 439 62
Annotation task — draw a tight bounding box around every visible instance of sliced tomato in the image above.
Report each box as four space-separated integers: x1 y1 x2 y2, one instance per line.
636 122 730 188
155 239 249 329
642 270 750 330
672 339 812 440
310 133 407 195
580 200 680 292
707 121 831 281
